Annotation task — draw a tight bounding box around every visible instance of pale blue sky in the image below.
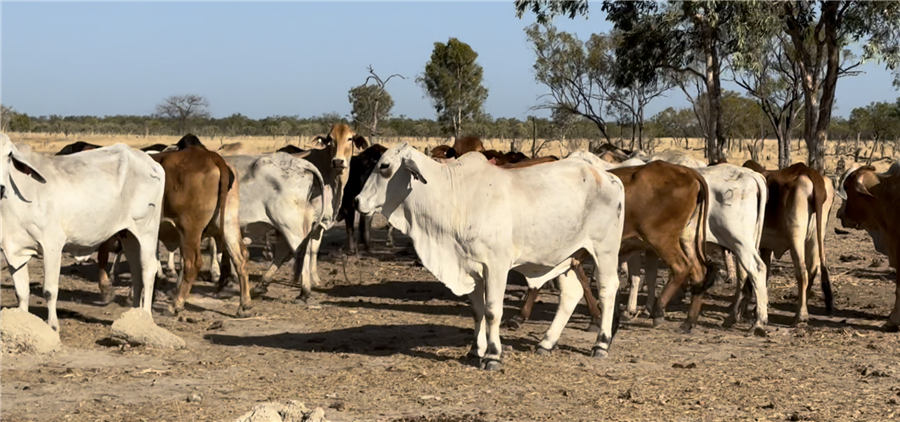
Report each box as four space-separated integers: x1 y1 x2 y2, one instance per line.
2 1 897 120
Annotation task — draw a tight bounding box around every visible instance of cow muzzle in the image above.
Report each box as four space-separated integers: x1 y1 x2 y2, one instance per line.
332 159 347 172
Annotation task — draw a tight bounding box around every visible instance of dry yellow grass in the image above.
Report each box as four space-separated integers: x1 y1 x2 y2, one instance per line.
7 132 895 174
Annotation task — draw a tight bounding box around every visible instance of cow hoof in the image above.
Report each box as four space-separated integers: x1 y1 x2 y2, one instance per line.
620 311 636 322
482 360 502 371
249 285 269 299
652 317 665 328
504 316 524 331
535 346 552 356
465 350 482 366
752 326 768 337
722 316 737 329
791 318 808 328
590 347 609 359
235 306 253 318
586 324 602 333
97 290 115 306
678 322 693 335
883 323 900 333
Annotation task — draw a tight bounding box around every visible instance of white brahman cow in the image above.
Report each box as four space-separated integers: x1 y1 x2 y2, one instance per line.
220 152 327 299
355 142 625 370
0 134 165 332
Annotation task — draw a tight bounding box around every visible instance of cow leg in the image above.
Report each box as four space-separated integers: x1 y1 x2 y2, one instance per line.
787 237 811 326
466 279 487 364
362 213 375 254
258 235 292 288
887 271 900 332
42 248 62 332
208 237 221 285
219 207 251 317
649 245 691 330
505 287 539 330
97 238 116 305
10 260 32 315
386 225 395 248
172 229 203 314
481 268 508 371
165 250 177 277
308 234 323 287
345 209 358 256
536 270 581 354
120 233 156 311
590 245 621 358
572 262 602 333
725 244 769 334
623 253 643 320
643 255 660 316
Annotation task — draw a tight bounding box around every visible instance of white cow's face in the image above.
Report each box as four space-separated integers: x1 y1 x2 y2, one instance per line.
356 143 427 217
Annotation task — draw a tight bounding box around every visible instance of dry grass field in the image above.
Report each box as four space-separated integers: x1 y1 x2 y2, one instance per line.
8 131 898 174
1 131 899 422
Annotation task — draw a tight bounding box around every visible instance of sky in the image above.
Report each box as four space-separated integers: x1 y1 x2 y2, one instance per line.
2 1 898 121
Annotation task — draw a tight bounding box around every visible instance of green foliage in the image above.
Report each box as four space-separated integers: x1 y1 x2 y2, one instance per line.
515 0 588 24
848 100 900 142
348 83 394 137
417 38 489 138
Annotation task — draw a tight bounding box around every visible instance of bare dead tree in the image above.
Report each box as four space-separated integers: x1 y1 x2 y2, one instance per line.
353 65 405 143
155 94 210 134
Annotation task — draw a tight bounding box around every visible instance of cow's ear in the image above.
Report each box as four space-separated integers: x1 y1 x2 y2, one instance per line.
10 150 46 184
853 172 877 198
314 136 329 147
352 134 369 149
402 158 427 185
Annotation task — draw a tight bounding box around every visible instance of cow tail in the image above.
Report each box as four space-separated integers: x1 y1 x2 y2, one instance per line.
695 172 716 291
812 172 834 315
214 156 234 235
695 173 710 267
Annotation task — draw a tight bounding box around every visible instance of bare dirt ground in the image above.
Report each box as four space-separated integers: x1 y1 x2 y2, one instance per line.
3 201 900 422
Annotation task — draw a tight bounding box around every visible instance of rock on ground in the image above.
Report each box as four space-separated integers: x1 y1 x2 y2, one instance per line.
234 401 329 422
0 308 62 355
110 308 185 349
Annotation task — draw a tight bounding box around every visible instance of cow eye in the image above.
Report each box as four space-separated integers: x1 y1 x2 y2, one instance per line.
379 163 389 170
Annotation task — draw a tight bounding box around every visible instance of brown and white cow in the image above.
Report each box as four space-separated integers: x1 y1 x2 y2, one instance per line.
742 160 835 326
836 162 900 331
254 123 368 300
510 156 716 334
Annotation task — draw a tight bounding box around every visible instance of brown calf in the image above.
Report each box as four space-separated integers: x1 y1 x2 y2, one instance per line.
511 161 715 334
217 142 253 156
446 136 485 158
837 164 900 330
742 160 834 326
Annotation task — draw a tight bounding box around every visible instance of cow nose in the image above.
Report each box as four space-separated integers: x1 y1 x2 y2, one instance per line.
332 159 345 168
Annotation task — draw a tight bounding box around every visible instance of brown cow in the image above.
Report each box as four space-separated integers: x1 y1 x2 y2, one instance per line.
742 160 835 326
430 145 453 160
510 160 715 334
836 163 900 331
446 136 485 158
98 135 251 315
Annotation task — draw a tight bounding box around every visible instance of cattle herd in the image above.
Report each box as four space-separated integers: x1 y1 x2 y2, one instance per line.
1 126 898 373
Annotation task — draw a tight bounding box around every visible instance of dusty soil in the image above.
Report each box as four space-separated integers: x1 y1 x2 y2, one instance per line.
3 205 900 422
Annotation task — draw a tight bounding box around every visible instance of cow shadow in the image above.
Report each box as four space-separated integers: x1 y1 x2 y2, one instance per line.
203 323 541 362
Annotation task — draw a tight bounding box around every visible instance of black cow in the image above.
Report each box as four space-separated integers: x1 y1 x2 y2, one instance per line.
337 144 389 255
175 134 205 150
56 141 102 156
276 145 307 155
140 143 169 153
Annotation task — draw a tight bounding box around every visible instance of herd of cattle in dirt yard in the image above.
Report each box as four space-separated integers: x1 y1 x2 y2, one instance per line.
1 122 898 373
